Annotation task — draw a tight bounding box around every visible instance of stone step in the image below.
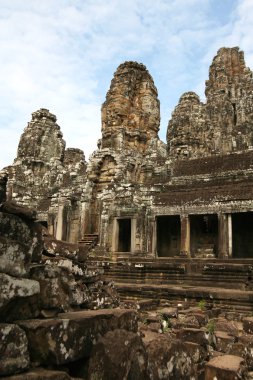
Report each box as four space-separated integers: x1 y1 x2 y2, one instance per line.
17 309 137 366
114 282 253 311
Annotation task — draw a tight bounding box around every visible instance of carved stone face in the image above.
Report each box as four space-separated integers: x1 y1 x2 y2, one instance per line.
101 61 160 151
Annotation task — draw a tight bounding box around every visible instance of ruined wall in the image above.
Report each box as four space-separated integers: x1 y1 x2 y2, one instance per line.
4 47 253 255
6 109 87 242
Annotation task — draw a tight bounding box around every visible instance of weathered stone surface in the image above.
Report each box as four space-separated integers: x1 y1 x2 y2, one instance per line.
101 61 160 152
215 331 236 353
0 201 37 220
239 334 253 368
0 323 29 376
0 210 43 275
205 355 246 380
17 309 138 365
30 264 88 311
43 236 79 260
6 108 86 243
175 327 209 347
0 273 40 309
17 108 65 161
87 329 148 380
168 47 253 159
0 368 73 380
243 316 253 333
167 91 206 158
144 333 207 380
214 318 240 336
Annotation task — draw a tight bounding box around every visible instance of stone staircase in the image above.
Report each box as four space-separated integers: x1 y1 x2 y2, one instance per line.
88 256 253 311
79 234 99 249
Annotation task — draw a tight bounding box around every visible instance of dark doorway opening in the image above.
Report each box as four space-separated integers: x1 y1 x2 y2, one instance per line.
118 219 131 252
190 214 218 257
39 220 48 228
232 212 253 258
156 215 181 257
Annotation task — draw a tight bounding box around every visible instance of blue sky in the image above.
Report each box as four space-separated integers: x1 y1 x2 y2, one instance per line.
1 0 253 168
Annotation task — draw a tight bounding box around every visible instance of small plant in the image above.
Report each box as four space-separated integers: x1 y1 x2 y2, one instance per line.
161 318 171 333
198 299 206 311
159 314 172 333
206 319 215 334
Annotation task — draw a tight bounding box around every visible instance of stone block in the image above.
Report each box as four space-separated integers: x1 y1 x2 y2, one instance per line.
157 307 178 319
215 331 235 353
87 329 148 380
205 355 246 380
17 309 138 366
145 334 207 380
0 201 37 220
0 368 73 380
243 317 253 334
0 323 29 376
239 334 253 368
214 318 239 336
0 273 40 310
0 211 43 273
30 264 88 311
0 237 30 277
176 327 209 347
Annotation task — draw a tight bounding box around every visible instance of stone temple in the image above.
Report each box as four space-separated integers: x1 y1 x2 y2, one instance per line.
3 46 253 379
3 46 253 261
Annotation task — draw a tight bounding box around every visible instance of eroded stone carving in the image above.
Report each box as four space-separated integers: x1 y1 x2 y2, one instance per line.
167 47 253 158
101 61 160 152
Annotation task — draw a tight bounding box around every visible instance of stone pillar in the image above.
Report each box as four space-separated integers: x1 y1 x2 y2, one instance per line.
228 213 232 257
151 218 156 257
100 213 109 247
218 213 228 258
180 215 190 257
147 217 156 256
55 203 64 240
112 218 119 252
131 218 136 252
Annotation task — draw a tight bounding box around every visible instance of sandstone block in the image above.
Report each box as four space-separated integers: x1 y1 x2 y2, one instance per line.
17 309 138 366
145 334 207 380
239 334 253 368
87 329 148 380
30 264 88 311
205 355 246 380
0 170 7 202
215 331 235 353
176 327 209 347
0 368 73 380
0 273 40 309
0 201 37 220
0 211 43 274
243 316 253 333
0 323 29 376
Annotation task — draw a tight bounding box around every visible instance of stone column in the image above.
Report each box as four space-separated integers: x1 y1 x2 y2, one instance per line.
131 218 136 252
228 213 233 257
55 203 64 240
218 213 228 258
111 218 119 253
180 215 190 257
147 217 156 257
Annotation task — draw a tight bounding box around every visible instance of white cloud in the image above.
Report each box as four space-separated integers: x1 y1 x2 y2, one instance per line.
1 0 253 167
